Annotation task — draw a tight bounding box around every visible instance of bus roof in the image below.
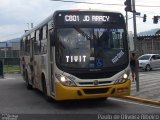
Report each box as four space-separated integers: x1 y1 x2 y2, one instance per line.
21 14 53 38
55 9 123 14
21 9 124 39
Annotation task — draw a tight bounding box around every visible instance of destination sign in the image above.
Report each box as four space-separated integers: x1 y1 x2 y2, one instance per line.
55 11 124 25
64 15 110 22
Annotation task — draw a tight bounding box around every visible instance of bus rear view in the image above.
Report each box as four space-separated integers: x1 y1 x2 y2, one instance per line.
52 10 131 100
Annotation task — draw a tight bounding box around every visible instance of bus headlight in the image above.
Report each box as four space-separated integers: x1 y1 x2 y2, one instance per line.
114 73 128 84
123 73 128 79
60 76 66 82
55 73 76 87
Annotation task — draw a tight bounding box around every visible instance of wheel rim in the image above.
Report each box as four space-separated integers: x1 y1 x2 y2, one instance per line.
146 65 150 71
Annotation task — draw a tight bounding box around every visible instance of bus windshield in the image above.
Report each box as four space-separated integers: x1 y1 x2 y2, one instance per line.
56 27 128 69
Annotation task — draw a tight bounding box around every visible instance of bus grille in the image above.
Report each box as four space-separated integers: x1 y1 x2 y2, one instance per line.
83 88 109 94
79 81 112 85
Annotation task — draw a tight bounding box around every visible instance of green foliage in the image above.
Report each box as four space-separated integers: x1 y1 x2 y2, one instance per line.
3 65 20 74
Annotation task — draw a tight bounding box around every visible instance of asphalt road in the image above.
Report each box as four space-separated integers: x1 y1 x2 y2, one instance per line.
0 74 160 120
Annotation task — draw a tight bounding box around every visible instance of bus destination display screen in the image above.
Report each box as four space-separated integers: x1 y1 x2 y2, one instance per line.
55 11 124 26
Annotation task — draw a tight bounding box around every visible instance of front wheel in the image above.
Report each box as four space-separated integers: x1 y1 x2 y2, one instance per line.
145 64 151 71
42 76 52 102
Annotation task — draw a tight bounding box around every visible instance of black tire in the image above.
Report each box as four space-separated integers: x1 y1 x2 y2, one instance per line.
25 72 32 90
22 70 25 78
42 76 52 102
145 64 151 71
93 97 108 102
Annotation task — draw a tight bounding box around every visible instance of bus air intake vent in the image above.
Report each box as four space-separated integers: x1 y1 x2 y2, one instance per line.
83 88 109 94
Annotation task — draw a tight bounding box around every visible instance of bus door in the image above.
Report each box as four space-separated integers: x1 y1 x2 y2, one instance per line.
49 29 55 94
30 37 34 62
30 37 34 85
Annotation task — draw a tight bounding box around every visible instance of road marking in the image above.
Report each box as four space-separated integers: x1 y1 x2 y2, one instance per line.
110 98 160 109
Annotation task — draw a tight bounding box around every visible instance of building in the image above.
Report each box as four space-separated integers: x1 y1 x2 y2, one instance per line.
137 29 160 55
0 41 20 65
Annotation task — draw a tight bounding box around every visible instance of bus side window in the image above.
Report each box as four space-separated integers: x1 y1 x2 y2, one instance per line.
39 27 43 40
20 39 25 56
25 36 30 55
42 25 47 39
40 25 47 53
50 29 55 46
34 30 40 55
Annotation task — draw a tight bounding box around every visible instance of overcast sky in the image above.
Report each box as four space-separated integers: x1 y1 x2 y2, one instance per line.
0 0 160 41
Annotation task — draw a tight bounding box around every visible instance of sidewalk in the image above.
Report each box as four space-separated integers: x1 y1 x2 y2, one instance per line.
130 81 160 101
121 71 160 106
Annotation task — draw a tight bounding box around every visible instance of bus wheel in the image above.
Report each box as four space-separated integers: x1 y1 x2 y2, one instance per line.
25 72 32 90
22 70 25 79
42 76 52 102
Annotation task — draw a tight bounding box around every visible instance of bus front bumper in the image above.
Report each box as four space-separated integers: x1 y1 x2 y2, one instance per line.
54 80 131 101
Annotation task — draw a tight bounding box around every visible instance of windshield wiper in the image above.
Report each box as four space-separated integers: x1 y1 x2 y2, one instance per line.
73 26 91 40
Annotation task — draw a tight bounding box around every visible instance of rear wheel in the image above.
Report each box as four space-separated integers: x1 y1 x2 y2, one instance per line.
145 64 151 71
25 72 32 90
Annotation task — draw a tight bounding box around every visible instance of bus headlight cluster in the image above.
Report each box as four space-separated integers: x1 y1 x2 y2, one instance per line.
55 73 76 86
114 73 128 84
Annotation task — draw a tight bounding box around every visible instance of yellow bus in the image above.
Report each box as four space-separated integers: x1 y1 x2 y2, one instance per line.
20 10 131 101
